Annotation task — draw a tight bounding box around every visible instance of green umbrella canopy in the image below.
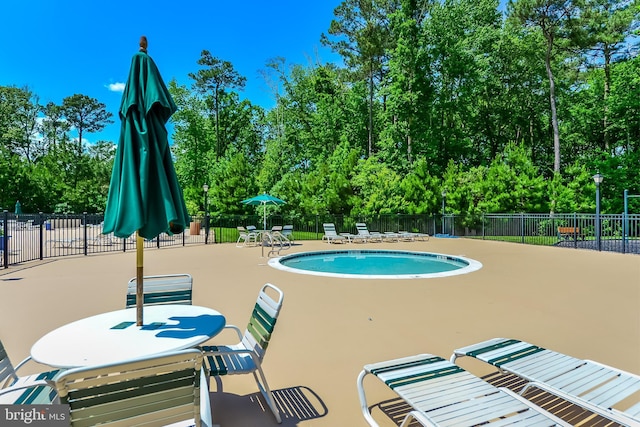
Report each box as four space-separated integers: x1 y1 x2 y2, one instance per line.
103 38 189 240
241 193 286 230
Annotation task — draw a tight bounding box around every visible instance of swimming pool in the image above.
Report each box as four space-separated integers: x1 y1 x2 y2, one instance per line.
268 250 482 279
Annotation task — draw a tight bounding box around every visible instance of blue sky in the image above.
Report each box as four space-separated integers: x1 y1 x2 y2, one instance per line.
0 0 343 143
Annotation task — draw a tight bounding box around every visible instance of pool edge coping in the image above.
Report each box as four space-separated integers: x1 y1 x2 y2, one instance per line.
267 249 483 279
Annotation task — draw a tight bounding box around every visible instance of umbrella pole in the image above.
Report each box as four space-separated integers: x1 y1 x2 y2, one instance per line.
136 232 144 326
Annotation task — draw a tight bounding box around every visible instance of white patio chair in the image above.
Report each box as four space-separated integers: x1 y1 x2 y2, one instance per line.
201 283 284 423
0 338 60 404
126 273 193 308
54 349 211 426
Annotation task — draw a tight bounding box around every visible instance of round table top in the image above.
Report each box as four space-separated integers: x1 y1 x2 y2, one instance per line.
31 304 225 368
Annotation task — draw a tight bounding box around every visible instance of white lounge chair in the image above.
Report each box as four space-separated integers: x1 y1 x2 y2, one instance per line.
236 226 258 247
451 338 640 426
269 226 291 250
355 223 384 243
281 224 294 242
126 273 193 308
0 338 60 404
201 283 284 423
358 353 570 426
399 230 430 241
322 223 347 243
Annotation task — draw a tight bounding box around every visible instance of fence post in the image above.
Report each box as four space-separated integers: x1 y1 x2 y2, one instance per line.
39 212 44 260
83 212 88 256
573 212 578 249
623 189 628 254
2 210 8 269
520 213 525 244
205 213 210 244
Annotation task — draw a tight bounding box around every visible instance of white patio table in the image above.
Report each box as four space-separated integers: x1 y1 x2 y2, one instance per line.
31 305 225 368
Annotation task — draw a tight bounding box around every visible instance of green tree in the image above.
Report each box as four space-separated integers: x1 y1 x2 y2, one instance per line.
41 101 70 151
351 155 405 215
209 147 257 215
399 157 440 214
188 50 247 159
607 55 640 154
0 86 42 163
574 0 639 150
61 94 113 156
508 0 578 174
382 0 432 165
322 0 398 156
169 79 212 190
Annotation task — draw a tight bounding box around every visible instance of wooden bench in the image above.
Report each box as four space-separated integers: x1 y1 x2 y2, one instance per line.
557 226 585 241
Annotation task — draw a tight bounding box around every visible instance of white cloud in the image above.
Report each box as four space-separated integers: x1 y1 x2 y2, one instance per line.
107 82 125 92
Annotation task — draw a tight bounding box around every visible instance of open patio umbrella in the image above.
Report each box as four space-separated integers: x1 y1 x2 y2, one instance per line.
241 193 286 231
103 36 190 326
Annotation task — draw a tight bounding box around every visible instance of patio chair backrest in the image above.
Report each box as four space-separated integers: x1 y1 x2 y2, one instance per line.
55 349 204 427
282 225 293 238
241 283 284 361
126 273 193 308
356 223 373 236
323 223 339 236
0 339 18 388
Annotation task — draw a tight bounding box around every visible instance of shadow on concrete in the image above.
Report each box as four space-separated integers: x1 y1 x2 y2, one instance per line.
210 385 328 426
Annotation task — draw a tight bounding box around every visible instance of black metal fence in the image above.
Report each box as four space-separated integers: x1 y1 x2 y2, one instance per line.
477 213 640 254
0 212 210 269
2 211 638 268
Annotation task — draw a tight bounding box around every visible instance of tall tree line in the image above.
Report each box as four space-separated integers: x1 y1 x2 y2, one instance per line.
1 0 638 225
0 86 113 213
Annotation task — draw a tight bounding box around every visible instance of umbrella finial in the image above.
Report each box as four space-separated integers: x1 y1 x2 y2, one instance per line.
139 36 148 53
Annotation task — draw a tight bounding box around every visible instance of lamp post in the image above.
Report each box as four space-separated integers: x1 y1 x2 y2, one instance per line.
593 173 603 252
441 189 447 235
203 184 210 244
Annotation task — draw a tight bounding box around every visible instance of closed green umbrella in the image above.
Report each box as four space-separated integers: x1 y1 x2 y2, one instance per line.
103 37 189 325
14 201 22 216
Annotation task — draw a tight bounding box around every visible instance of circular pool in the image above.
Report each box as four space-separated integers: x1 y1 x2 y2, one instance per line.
268 249 482 279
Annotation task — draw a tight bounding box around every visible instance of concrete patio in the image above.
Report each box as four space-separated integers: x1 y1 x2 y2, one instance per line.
0 237 638 426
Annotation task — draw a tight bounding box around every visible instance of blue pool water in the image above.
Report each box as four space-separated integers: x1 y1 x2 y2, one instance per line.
268 250 482 279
